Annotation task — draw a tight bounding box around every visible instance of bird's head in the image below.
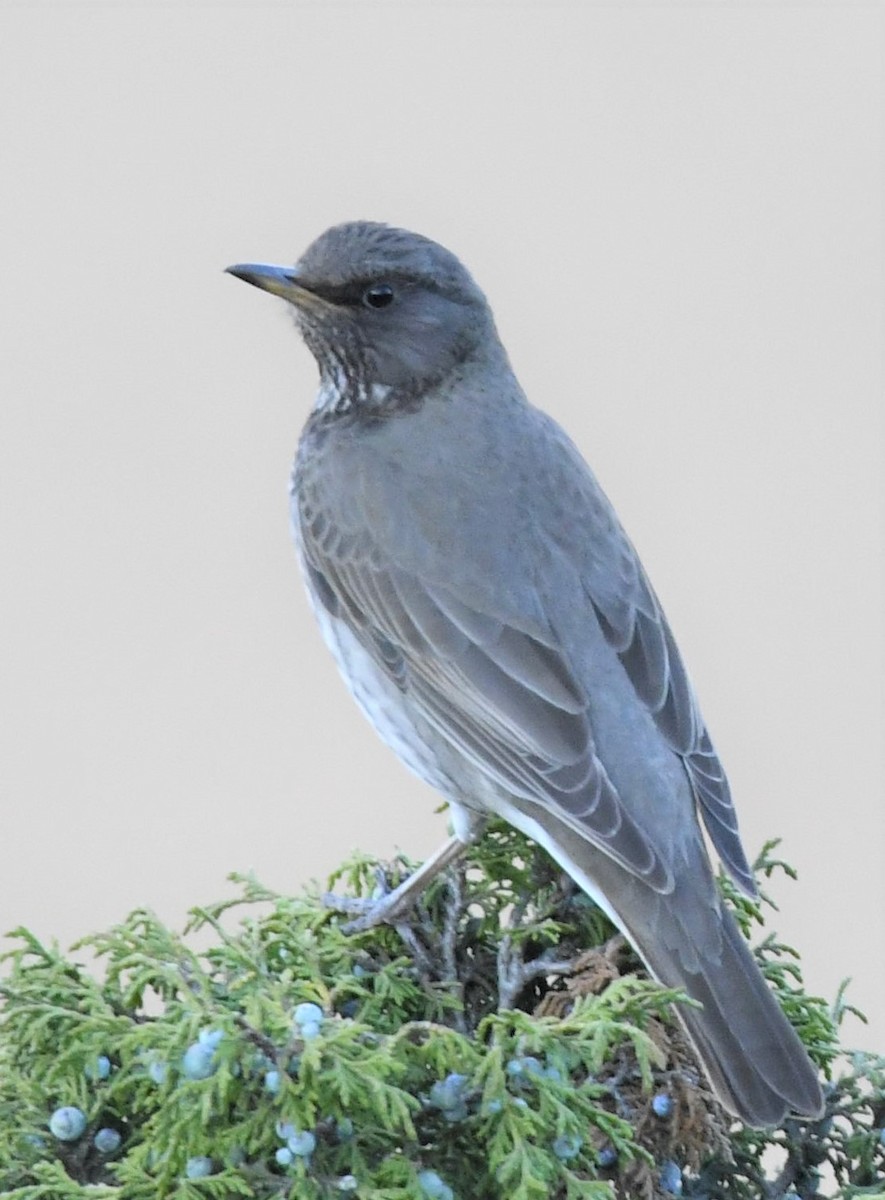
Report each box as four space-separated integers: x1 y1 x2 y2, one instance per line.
227 222 498 414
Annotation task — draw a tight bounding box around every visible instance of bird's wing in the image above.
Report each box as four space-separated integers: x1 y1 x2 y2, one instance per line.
297 505 674 895
567 429 755 896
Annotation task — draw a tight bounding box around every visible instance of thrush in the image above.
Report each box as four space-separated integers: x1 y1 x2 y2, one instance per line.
226 221 823 1127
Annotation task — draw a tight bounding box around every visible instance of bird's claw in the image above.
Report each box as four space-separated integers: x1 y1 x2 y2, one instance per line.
321 892 376 918
322 876 416 934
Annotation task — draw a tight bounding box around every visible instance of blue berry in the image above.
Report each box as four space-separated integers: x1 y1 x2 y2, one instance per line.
336 1117 354 1141
49 1107 87 1142
93 1128 121 1154
148 1060 168 1085
352 963 368 978
652 1092 674 1118
181 1041 217 1080
185 1156 213 1179
597 1145 617 1169
552 1133 582 1161
483 1099 504 1115
275 1147 293 1167
660 1160 683 1195
417 1169 454 1199
505 1055 543 1086
429 1073 469 1111
299 1019 323 1040
85 1055 111 1081
287 1130 316 1157
275 1120 296 1140
293 1002 324 1027
337 1176 358 1192
198 1028 224 1049
264 1069 281 1094
339 999 360 1018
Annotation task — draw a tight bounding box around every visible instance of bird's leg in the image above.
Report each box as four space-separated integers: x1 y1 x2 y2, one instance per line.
323 835 470 933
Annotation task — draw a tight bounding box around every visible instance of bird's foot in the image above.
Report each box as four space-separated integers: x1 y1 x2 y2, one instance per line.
323 867 420 934
323 835 470 935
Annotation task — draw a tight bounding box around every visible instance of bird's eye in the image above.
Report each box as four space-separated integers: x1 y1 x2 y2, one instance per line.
362 283 395 310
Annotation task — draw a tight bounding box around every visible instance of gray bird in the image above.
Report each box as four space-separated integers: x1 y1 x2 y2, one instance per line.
226 221 823 1127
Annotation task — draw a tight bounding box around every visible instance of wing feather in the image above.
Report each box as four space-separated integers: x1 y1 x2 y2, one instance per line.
299 521 671 893
585 526 756 896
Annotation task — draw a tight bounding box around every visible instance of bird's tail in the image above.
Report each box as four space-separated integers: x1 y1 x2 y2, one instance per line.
505 803 824 1126
639 895 824 1125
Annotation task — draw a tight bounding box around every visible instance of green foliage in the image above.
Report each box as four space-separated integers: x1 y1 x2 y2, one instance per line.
0 827 882 1200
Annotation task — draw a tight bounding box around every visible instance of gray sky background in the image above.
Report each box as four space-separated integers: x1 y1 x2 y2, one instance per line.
1 3 881 1053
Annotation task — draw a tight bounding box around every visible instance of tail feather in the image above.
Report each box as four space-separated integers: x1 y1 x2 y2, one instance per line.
648 903 824 1124
504 803 823 1126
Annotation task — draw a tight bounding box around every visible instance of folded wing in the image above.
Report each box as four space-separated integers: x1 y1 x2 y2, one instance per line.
300 512 673 893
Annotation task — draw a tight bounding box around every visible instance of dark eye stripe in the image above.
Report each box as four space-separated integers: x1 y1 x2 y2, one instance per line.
302 273 447 308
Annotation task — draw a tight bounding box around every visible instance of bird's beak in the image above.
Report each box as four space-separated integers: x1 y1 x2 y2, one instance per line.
224 263 329 312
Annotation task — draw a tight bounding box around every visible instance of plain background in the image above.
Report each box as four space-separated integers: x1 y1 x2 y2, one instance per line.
1 3 881 1054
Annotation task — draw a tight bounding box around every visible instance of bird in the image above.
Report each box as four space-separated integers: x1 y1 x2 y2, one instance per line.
226 221 823 1127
